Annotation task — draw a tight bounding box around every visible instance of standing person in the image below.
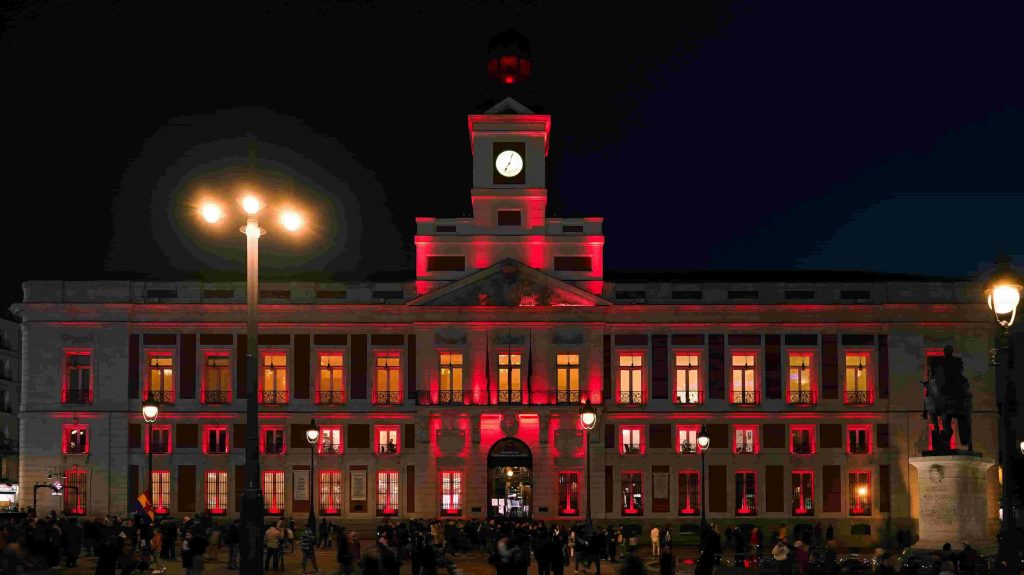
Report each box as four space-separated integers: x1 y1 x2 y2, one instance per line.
550 533 566 575
150 527 167 574
659 545 673 575
188 530 208 575
772 537 789 574
794 540 809 574
224 520 239 570
651 525 660 557
279 520 294 572
264 521 282 572
64 516 83 567
205 522 221 563
319 519 331 549
301 522 319 575
825 525 834 545
813 523 823 549
607 526 618 563
337 529 354 575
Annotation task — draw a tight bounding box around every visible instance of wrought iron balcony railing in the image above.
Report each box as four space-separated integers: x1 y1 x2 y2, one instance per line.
844 390 872 405
63 389 92 404
678 440 699 454
729 390 760 405
202 390 231 405
150 442 170 454
438 389 464 405
555 390 582 405
264 442 285 455
496 390 522 405
791 442 813 455
316 390 346 405
149 390 175 404
673 390 703 406
617 391 644 405
376 443 399 455
260 391 289 405
320 443 342 455
622 444 643 455
849 444 870 455
375 391 402 405
734 443 757 454
787 390 816 405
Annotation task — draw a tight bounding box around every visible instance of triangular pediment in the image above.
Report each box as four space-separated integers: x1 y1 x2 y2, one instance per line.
408 259 610 307
485 97 534 115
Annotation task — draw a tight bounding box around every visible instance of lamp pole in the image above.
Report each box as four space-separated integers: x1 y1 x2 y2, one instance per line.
579 399 599 575
142 394 159 514
306 419 320 531
697 425 710 540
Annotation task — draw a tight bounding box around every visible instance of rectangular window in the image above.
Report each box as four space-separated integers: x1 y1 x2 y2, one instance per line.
790 425 815 455
376 426 400 454
439 352 464 404
730 352 759 404
263 471 285 514
146 351 176 404
440 471 463 515
63 351 93 404
619 426 644 455
677 425 702 454
848 425 872 454
377 470 399 516
843 352 872 405
204 426 228 454
849 471 871 516
792 471 814 516
319 427 343 455
679 471 700 516
787 351 816 405
553 256 593 272
374 353 402 405
147 425 172 454
426 256 466 272
735 471 757 515
621 471 643 515
556 353 581 404
497 210 522 226
64 469 87 515
733 425 758 454
558 472 580 516
317 352 346 405
152 471 171 514
63 424 89 454
674 352 702 405
202 352 232 404
205 471 228 514
617 352 644 404
261 427 285 455
497 353 522 404
320 471 343 514
260 352 289 404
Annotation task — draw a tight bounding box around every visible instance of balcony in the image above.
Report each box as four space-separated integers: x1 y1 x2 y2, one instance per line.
202 390 231 405
260 391 289 405
622 444 643 455
376 443 399 455
150 442 170 455
849 443 870 455
734 443 757 455
678 440 699 454
844 390 873 406
496 390 522 405
316 390 347 405
375 391 402 405
729 390 760 406
787 390 816 406
263 441 285 455
149 390 175 404
63 389 92 405
320 443 342 455
555 390 582 405
791 441 813 455
617 391 644 405
673 390 703 406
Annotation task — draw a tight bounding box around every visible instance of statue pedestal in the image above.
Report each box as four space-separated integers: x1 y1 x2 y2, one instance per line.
910 455 994 548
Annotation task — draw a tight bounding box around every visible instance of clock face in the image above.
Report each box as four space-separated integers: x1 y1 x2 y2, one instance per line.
495 150 524 178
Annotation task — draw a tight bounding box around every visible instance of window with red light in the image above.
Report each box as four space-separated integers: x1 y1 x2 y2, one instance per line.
319 471 343 515
206 471 228 515
145 351 176 404
733 425 758 454
152 471 170 514
617 352 645 405
621 471 643 515
679 471 700 516
790 425 815 455
317 351 345 405
849 470 871 516
202 351 232 404
259 351 289 404
927 423 957 451
677 425 703 454
64 469 87 515
497 352 522 404
319 426 343 455
204 426 228 454
848 425 872 454
792 471 814 516
263 471 285 514
440 471 463 515
376 426 400 454
439 352 465 405
63 424 89 454
147 425 172 454
261 426 285 455
730 352 759 405
735 471 757 515
374 353 402 405
674 352 702 405
619 426 645 455
377 470 399 516
63 350 93 404
843 352 872 405
558 472 580 516
787 351 816 405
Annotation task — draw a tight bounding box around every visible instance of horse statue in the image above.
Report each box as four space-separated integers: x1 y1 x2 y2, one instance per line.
920 345 974 453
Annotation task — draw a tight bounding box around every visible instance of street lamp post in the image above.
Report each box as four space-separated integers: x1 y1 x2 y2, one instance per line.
142 393 160 514
200 196 304 575
578 399 599 575
984 254 1022 574
697 424 710 538
305 419 320 531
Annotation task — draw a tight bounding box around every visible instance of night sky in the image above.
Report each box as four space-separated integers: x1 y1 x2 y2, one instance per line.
4 2 1023 310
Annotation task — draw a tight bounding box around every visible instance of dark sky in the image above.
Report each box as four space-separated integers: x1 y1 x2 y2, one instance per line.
4 1 1023 309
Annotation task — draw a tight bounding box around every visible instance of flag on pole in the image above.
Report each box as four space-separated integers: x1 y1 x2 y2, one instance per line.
136 490 154 521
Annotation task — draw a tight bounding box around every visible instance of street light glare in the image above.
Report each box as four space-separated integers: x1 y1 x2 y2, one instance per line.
242 195 262 215
200 203 224 224
281 210 303 232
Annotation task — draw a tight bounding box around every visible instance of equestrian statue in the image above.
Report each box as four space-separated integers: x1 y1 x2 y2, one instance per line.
921 345 974 453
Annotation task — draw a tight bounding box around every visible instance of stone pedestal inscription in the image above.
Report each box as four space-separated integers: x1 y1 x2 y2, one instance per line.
910 455 994 548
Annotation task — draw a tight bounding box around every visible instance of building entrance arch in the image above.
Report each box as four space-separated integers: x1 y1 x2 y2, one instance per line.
487 438 533 518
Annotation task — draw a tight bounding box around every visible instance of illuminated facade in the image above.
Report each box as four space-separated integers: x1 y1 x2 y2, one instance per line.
13 98 1001 544
0 314 18 510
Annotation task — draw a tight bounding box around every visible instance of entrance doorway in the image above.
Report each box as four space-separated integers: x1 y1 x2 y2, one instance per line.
488 438 532 518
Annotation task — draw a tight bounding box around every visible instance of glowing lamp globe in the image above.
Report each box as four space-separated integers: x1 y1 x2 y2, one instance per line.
857 485 869 497
305 419 320 445
985 255 1022 328
1019 439 1024 456
141 395 160 423
281 211 303 232
697 425 711 451
200 203 224 224
579 399 597 431
242 195 262 215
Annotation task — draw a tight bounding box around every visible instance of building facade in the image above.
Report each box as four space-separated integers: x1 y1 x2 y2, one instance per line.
0 313 20 510
13 97 1001 545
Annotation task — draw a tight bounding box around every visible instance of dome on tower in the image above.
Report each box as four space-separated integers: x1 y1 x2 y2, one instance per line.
486 28 532 85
